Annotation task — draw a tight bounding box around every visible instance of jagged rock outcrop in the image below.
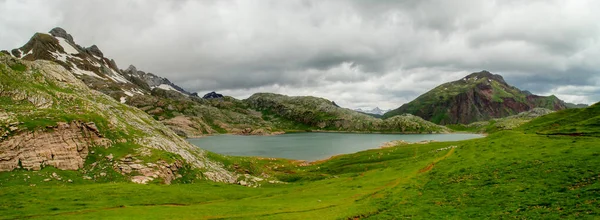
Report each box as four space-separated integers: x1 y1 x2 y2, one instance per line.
49 27 75 44
0 121 110 171
203 91 224 99
123 65 195 96
85 45 103 58
384 71 568 124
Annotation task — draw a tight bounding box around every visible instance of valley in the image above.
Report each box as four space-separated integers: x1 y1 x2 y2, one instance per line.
0 25 598 220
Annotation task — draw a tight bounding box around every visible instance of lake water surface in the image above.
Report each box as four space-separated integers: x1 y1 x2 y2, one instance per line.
188 133 483 161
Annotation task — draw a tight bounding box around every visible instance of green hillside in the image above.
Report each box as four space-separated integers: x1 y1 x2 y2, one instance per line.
383 71 567 124
246 93 449 133
521 102 600 136
2 97 598 219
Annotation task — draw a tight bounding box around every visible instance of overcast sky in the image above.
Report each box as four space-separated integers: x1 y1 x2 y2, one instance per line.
1 0 599 109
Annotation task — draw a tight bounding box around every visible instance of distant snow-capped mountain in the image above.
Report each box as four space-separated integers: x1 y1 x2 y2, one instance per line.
354 107 390 115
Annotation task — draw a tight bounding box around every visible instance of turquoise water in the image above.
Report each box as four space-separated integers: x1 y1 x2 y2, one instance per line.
188 132 483 161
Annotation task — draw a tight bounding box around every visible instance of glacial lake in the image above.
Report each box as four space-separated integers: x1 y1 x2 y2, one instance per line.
188 132 483 161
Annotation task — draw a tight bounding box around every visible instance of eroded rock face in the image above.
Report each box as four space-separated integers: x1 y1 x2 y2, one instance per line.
0 121 110 171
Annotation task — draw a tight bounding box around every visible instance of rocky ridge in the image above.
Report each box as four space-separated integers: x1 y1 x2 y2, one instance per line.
123 65 196 96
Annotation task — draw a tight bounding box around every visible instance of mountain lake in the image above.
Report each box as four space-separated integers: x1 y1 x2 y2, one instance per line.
188 132 484 161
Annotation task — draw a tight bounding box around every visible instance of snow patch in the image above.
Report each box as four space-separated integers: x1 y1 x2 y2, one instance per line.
55 37 79 55
21 49 33 57
120 97 127 104
157 84 178 91
51 52 69 62
71 66 101 78
154 84 187 96
90 59 102 67
123 91 134 97
133 88 145 95
106 68 130 84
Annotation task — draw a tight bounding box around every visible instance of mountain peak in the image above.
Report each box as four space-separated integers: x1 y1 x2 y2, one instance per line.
126 65 138 73
85 45 103 58
49 27 75 44
203 91 224 99
463 70 507 85
354 107 389 115
384 70 567 124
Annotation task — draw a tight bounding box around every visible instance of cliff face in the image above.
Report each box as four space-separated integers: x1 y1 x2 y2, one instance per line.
384 71 567 124
0 121 109 171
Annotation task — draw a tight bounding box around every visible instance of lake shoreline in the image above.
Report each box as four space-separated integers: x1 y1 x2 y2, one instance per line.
188 133 484 162
186 129 478 140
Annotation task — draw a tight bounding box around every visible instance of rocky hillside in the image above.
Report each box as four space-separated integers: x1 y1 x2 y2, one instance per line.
2 27 195 103
0 54 240 184
245 93 449 133
126 91 284 136
383 71 568 124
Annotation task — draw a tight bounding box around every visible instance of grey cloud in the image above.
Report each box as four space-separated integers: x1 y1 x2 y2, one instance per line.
1 0 599 108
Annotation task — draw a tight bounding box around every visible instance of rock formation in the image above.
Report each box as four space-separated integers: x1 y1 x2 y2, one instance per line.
0 121 110 171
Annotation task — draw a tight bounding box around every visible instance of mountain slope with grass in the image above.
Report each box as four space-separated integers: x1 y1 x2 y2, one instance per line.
1 102 598 219
383 71 568 124
246 93 450 133
521 102 600 136
448 107 555 133
0 54 242 184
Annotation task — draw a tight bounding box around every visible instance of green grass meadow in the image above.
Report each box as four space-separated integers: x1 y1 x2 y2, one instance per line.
1 129 598 219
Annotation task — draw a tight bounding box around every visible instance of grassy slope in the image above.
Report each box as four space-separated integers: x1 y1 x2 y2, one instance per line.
1 126 598 218
246 93 448 133
0 55 225 184
521 102 600 137
447 108 555 134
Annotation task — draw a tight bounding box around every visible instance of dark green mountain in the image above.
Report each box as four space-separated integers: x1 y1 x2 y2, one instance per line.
383 71 567 124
